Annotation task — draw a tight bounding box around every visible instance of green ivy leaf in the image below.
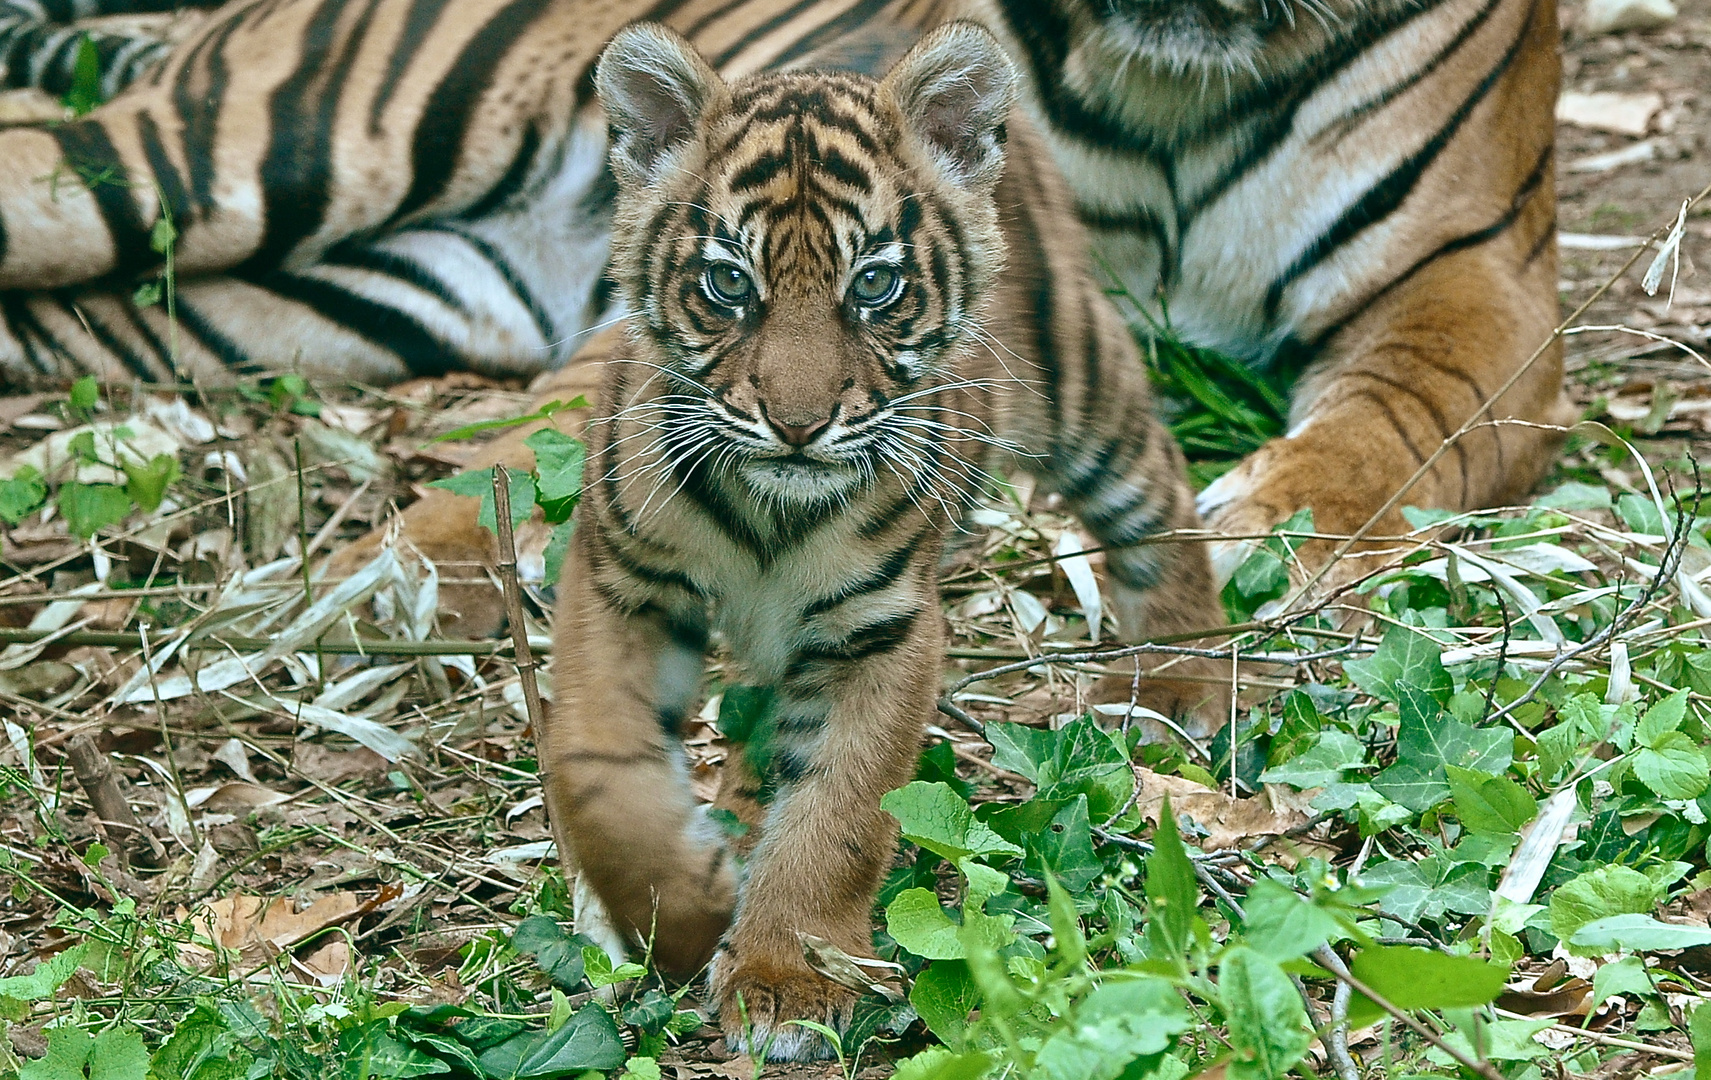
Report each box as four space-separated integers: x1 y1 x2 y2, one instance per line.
58 481 132 538
474 1003 625 1077
1690 1000 1711 1080
910 960 980 1046
580 945 645 989
69 376 99 414
1444 765 1537 835
1221 946 1311 1080
148 1002 253 1080
892 1047 996 1080
426 467 536 535
23 1025 149 1080
1550 866 1661 947
0 465 47 524
885 888 1016 960
881 782 1022 865
61 34 103 116
1570 914 1711 953
1345 624 1451 713
1258 731 1368 789
525 428 585 523
1634 732 1711 800
122 452 180 513
1144 795 1198 965
1636 689 1690 746
1241 878 1343 961
429 397 588 443
510 916 589 991
1034 976 1188 1080
334 1025 446 1079
1348 945 1509 1014
0 944 86 1008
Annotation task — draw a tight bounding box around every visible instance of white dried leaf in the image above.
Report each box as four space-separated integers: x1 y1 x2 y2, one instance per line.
1445 545 1565 644
120 548 398 702
1053 530 1103 641
313 663 413 713
1494 789 1579 906
485 840 558 863
286 699 417 762
212 738 258 783
1642 199 1688 307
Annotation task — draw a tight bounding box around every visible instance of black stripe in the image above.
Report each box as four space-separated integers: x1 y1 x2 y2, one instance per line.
173 10 248 213
801 529 926 618
0 296 49 375
53 292 153 379
1309 141 1552 350
174 295 261 373
51 120 154 273
1262 0 1536 320
764 0 899 73
240 0 379 273
462 120 539 219
604 532 701 596
320 239 471 315
369 0 454 135
418 222 555 345
254 270 460 376
136 112 191 226
794 607 921 664
392 0 554 223
1320 0 1505 146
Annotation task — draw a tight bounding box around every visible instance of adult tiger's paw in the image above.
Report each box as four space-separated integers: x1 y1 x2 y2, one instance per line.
710 950 858 1062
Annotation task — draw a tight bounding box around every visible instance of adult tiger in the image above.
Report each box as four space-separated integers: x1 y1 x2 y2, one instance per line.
0 0 1566 592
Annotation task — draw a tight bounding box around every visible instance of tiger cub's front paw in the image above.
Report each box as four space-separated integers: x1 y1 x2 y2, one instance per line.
709 948 859 1062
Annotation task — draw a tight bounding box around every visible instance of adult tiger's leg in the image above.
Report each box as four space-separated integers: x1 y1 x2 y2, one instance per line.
540 522 729 976
1196 241 1571 594
711 603 939 1061
1038 282 1229 732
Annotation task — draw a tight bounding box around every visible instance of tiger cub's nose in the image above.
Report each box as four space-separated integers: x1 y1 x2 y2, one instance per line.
769 414 830 447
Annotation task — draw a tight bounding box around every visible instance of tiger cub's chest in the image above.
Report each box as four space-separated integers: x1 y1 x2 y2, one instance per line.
622 481 932 686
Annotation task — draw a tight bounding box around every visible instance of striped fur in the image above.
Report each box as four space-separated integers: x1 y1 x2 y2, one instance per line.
0 0 1565 585
966 0 1571 578
544 23 1220 1061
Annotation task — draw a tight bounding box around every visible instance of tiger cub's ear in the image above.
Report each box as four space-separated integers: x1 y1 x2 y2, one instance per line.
881 21 1017 190
596 24 726 187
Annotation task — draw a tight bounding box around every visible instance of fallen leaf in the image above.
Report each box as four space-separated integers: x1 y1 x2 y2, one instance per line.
1557 91 1663 136
177 891 372 974
1133 768 1309 851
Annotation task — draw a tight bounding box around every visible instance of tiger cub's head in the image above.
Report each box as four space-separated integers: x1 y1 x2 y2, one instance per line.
594 22 1015 506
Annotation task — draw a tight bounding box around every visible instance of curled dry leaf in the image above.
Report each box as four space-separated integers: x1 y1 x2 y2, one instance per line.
1133 768 1310 851
176 890 372 975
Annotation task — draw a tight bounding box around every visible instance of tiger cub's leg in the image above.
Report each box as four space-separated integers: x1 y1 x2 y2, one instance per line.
710 604 940 1060
541 527 731 976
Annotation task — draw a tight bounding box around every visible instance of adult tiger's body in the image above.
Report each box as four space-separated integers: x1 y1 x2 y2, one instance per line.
559 21 1219 1059
969 0 1572 577
0 0 1568 592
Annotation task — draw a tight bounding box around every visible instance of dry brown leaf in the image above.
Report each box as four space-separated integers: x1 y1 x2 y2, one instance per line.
1133 768 1308 851
177 891 369 973
293 742 390 785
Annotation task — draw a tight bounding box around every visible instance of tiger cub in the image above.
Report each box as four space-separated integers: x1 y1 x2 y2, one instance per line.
549 21 1220 1061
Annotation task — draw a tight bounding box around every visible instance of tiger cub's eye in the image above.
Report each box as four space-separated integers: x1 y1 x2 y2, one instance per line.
850 265 902 307
704 264 753 306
